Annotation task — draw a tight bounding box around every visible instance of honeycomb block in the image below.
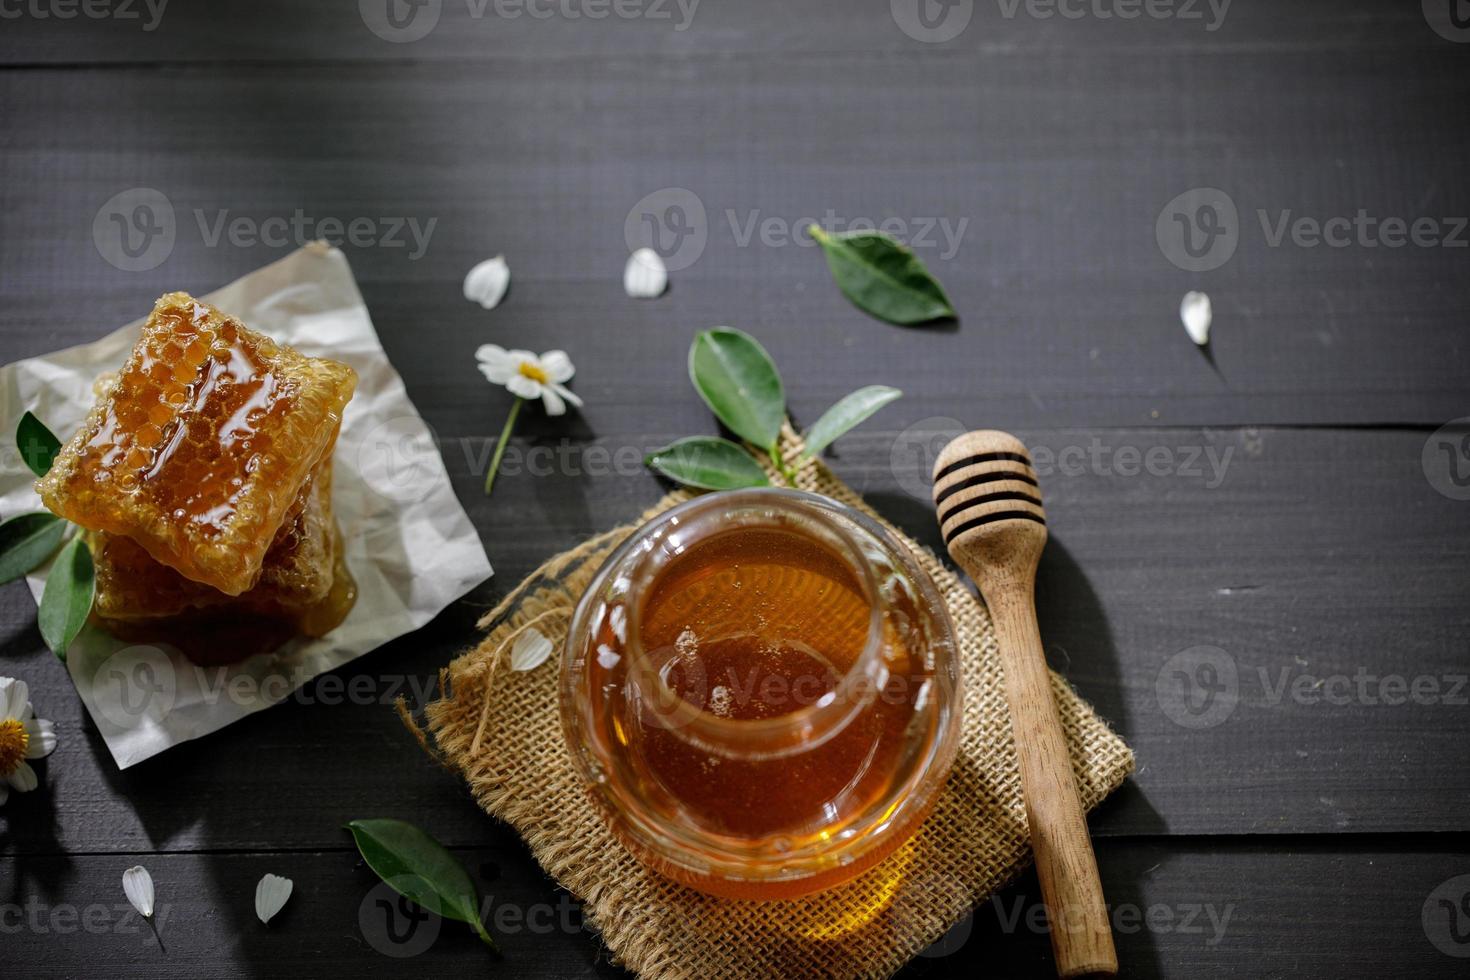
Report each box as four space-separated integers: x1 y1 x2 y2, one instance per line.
95 523 358 666
91 461 336 622
38 292 357 595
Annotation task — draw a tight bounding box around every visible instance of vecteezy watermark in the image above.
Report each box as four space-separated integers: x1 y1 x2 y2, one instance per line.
1423 418 1470 502
988 895 1235 946
1157 187 1469 272
359 877 583 958
624 188 970 272
359 0 699 43
90 645 446 731
1423 875 1470 958
1156 645 1469 730
891 0 1230 42
0 0 168 31
1423 0 1470 43
93 187 437 271
888 418 1235 500
890 0 974 43
0 898 171 939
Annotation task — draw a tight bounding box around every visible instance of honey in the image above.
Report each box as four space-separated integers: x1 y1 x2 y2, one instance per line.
562 489 961 900
38 292 356 595
91 461 335 621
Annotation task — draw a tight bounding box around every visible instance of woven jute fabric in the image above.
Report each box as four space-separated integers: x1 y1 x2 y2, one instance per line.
413 431 1134 979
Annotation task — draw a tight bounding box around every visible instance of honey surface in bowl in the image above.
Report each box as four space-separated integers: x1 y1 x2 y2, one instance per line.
37 292 356 595
91 461 336 621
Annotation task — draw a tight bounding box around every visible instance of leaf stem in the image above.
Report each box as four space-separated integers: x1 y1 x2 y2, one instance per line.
484 397 524 496
768 443 797 487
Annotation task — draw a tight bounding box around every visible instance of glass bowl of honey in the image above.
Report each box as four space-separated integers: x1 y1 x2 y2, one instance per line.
560 488 962 900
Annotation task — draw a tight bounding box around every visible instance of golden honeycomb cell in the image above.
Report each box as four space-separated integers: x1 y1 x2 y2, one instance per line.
38 292 357 595
94 523 358 667
91 462 336 622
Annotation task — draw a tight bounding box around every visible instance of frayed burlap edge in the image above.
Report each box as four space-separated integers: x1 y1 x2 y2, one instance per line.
409 428 1134 979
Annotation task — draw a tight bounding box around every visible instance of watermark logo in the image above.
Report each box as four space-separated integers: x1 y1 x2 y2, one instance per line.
1423 418 1470 501
625 187 708 272
994 0 1230 31
1423 875 1470 957
359 877 443 958
890 416 966 499
93 188 176 272
0 0 169 31
1156 187 1239 272
92 645 177 730
891 0 974 42
353 415 444 505
359 0 442 42
1156 646 1468 730
1156 645 1239 729
1423 0 1470 43
93 189 437 270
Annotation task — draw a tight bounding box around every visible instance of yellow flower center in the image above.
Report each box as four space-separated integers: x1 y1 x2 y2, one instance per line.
0 718 27 775
517 361 549 384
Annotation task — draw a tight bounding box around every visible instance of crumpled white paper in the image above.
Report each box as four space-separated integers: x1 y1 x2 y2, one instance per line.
0 244 492 768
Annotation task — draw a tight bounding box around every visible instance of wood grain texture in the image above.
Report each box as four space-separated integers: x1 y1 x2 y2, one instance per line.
3 839 1468 978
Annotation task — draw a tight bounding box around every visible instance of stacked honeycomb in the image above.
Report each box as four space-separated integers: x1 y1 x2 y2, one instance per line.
37 292 359 663
38 292 357 596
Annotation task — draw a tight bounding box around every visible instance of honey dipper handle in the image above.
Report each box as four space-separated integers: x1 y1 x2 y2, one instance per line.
988 577 1118 978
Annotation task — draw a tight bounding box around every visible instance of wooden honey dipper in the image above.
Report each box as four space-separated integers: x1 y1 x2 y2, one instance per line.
933 430 1117 978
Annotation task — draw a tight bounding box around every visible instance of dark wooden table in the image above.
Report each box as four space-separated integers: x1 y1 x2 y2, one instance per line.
2 2 1468 976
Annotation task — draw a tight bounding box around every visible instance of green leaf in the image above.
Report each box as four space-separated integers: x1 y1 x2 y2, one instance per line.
808 226 956 325
345 818 498 951
801 386 904 458
0 512 67 585
645 437 772 491
17 411 62 478
688 328 786 451
38 535 93 660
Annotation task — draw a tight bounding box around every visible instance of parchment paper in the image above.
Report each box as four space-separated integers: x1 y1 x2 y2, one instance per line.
0 243 492 768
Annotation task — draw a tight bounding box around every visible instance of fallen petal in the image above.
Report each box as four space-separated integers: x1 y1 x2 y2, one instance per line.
510 628 554 671
123 866 155 918
624 248 668 299
1180 291 1212 346
255 873 294 925
463 256 511 310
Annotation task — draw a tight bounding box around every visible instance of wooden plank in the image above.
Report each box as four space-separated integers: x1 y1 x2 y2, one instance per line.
0 0 1454 65
2 838 1467 977
1 45 1467 427
2 426 1467 854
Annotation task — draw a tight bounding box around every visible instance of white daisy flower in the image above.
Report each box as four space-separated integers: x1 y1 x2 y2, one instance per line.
475 346 583 417
0 676 56 806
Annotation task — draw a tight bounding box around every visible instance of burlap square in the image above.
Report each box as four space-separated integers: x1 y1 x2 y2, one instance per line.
413 430 1134 979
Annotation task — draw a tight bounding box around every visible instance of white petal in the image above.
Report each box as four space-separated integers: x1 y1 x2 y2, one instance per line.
539 386 567 417
0 677 27 720
506 349 540 369
1180 291 1212 346
5 761 37 792
123 866 155 918
506 374 543 401
596 643 621 669
255 873 294 925
475 344 514 384
624 248 668 299
510 628 554 671
538 350 575 383
24 718 56 759
609 605 627 644
463 256 510 310
550 383 583 409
